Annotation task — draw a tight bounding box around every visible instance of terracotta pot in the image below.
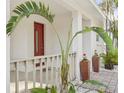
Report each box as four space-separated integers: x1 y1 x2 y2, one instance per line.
92 55 99 72
80 59 90 81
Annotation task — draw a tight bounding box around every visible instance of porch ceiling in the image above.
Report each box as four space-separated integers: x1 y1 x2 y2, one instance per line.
10 0 71 16
75 0 105 21
41 0 71 15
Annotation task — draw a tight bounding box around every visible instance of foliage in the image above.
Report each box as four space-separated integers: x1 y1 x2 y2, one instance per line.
109 20 118 40
6 1 55 34
97 90 105 93
50 86 57 93
31 86 57 93
84 80 107 88
68 82 76 93
100 49 118 65
68 86 76 93
98 0 118 47
83 27 114 51
114 0 118 7
84 80 107 93
86 26 118 65
31 88 47 93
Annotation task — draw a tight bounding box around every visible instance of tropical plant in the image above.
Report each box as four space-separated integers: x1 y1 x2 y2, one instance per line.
84 80 107 87
84 27 118 69
31 87 47 93
86 27 114 52
101 48 118 66
50 86 57 93
98 0 118 48
31 80 106 93
114 0 118 7
31 86 57 93
6 1 84 93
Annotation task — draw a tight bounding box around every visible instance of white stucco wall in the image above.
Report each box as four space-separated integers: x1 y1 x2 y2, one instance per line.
9 0 105 67
10 12 72 60
10 0 73 60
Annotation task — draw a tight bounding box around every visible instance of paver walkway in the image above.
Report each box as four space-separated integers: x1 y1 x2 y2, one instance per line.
73 68 118 93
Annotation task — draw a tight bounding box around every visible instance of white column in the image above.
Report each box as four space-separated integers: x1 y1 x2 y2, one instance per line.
6 0 10 92
72 12 82 80
82 20 93 71
6 36 10 93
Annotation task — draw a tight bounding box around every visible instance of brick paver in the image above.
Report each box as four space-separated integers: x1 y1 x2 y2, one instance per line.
74 68 118 93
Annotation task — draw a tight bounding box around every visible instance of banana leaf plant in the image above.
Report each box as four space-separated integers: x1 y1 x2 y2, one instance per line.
6 1 114 93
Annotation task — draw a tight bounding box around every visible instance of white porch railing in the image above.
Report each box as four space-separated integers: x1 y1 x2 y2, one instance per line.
10 52 76 93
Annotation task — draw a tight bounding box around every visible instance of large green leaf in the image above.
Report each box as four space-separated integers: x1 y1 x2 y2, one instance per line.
6 0 55 35
83 27 114 52
50 86 57 93
31 88 47 93
91 27 114 51
68 85 76 93
84 80 107 87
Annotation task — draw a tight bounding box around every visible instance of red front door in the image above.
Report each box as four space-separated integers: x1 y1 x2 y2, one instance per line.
34 22 44 56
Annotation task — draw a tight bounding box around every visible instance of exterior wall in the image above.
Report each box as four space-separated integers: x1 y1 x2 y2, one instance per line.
6 0 10 92
10 12 72 60
9 0 105 61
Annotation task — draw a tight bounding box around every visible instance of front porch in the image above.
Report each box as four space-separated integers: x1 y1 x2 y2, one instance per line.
10 53 118 93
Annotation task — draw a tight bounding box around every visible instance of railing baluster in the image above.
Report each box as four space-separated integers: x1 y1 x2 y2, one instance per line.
50 57 54 85
25 61 28 93
55 56 58 86
11 52 76 92
40 58 43 87
58 55 61 85
72 53 74 79
45 58 48 85
74 53 76 78
69 54 72 81
15 62 19 93
33 59 36 88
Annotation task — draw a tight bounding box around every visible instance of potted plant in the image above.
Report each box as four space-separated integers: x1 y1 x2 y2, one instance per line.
92 50 100 72
101 49 118 70
80 53 90 81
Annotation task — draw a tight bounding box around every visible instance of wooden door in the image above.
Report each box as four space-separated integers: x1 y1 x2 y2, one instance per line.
34 22 44 56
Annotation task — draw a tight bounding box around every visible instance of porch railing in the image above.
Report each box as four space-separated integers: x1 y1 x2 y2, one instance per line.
10 52 76 93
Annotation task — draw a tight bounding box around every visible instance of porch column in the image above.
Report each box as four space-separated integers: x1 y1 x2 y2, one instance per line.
72 12 83 80
6 0 10 92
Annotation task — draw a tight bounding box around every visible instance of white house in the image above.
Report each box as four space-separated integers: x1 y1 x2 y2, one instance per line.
6 0 106 93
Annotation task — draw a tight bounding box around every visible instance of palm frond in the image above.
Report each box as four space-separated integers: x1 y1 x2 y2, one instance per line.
84 80 107 88
83 26 114 51
6 16 22 34
91 27 114 51
6 0 55 35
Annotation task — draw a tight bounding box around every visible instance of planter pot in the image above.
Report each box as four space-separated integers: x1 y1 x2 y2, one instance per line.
80 59 90 81
105 63 114 70
92 55 99 72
